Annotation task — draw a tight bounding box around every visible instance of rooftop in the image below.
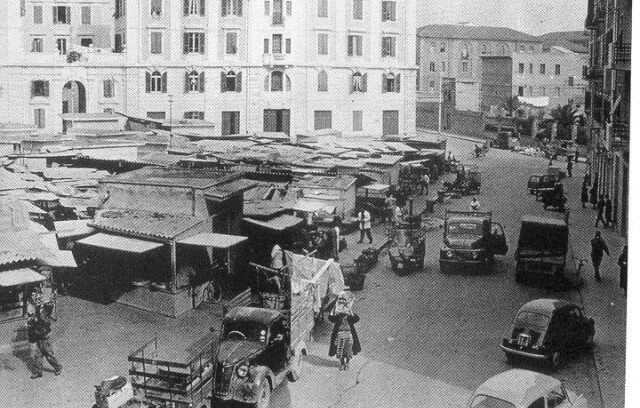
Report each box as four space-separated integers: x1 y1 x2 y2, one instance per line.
418 24 540 43
474 369 561 407
101 166 240 189
519 298 575 314
90 208 205 240
295 175 357 190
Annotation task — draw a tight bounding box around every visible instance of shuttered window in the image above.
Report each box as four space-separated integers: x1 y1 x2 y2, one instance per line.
146 71 167 93
31 80 50 98
184 70 205 93
53 6 70 24
353 111 363 131
382 36 395 57
150 32 162 54
183 32 205 54
347 35 362 56
33 6 42 24
81 6 91 25
314 111 332 130
34 109 46 129
353 0 363 19
317 33 328 55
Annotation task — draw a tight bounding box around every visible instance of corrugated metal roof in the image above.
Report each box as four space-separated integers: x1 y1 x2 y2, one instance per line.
418 24 540 42
0 198 32 232
101 166 239 189
77 233 165 253
243 215 304 231
0 230 53 266
90 209 204 240
0 268 46 287
295 175 356 190
178 233 248 249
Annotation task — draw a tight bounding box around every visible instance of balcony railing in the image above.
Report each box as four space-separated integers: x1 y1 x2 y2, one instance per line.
611 121 629 142
614 43 631 63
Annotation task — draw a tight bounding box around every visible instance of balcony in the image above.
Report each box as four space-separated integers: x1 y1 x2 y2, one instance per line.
612 43 631 70
610 122 629 148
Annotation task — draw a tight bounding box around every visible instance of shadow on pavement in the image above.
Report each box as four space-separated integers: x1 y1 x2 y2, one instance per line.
305 354 341 369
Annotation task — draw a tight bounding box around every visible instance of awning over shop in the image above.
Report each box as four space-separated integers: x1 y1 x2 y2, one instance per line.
178 233 248 249
292 200 336 214
360 183 390 191
54 220 95 239
45 251 77 268
243 215 304 232
0 268 46 287
76 233 164 253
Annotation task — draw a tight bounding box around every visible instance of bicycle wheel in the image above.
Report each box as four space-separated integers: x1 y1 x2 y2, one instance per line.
203 281 223 304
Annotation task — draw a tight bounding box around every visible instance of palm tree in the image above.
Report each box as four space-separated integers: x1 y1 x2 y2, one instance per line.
550 104 574 140
501 95 521 117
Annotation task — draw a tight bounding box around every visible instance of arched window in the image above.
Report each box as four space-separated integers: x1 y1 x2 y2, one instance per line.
318 70 328 92
264 71 290 92
221 70 241 92
351 71 367 92
184 69 205 92
145 70 167 93
188 70 199 91
382 72 400 93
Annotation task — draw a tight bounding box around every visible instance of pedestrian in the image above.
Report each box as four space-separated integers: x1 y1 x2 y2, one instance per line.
618 244 628 295
583 171 591 186
328 216 342 261
270 243 285 270
328 291 361 371
581 182 589 209
357 208 373 244
566 159 573 178
469 196 481 212
604 194 613 228
590 231 610 282
594 194 606 227
28 303 62 379
393 204 403 226
420 172 431 195
590 174 599 208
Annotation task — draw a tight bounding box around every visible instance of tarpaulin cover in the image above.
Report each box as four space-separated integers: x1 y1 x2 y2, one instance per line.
0 268 45 287
284 251 344 313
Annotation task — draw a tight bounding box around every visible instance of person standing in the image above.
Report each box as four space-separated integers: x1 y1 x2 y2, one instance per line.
566 158 573 178
393 204 403 226
469 196 481 212
328 216 342 261
28 303 62 379
590 231 610 282
590 175 599 208
583 171 591 186
581 182 589 209
594 195 606 227
618 244 628 295
420 172 431 195
604 194 613 228
328 292 361 371
357 209 373 245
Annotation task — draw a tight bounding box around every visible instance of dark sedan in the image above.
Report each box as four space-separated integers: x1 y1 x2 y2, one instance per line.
500 299 595 369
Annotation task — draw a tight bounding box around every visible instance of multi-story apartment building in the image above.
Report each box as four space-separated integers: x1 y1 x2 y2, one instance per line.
0 0 417 138
416 24 542 106
584 0 631 236
512 47 588 109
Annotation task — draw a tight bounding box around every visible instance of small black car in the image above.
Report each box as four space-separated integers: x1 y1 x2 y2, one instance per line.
501 299 595 369
527 174 559 195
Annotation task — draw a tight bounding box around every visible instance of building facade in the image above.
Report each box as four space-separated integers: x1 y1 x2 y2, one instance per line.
0 0 417 138
584 0 631 236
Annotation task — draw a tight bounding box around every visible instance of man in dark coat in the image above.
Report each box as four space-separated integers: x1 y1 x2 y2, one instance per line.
566 159 573 178
618 245 628 295
594 195 606 227
581 182 589 208
328 293 361 370
604 194 613 227
590 231 610 282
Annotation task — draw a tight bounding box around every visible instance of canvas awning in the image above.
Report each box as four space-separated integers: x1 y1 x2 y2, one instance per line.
76 233 164 253
292 200 336 213
360 183 390 191
45 251 77 268
54 220 95 239
177 233 248 249
243 215 304 232
0 268 46 287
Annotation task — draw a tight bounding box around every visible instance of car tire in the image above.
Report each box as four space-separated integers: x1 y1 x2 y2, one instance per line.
287 352 304 382
251 380 271 408
439 262 450 274
549 351 561 370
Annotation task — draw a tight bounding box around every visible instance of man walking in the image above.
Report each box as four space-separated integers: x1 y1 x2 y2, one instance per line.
590 231 610 282
357 208 373 244
420 172 431 195
618 245 628 295
28 303 62 379
581 182 589 209
566 158 573 178
594 194 606 227
604 194 613 228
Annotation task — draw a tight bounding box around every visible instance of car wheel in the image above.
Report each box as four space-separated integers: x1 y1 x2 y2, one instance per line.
549 351 561 370
287 352 304 382
251 380 271 408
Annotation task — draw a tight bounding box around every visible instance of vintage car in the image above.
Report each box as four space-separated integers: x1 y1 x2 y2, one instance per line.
527 174 559 195
468 369 587 408
500 299 595 369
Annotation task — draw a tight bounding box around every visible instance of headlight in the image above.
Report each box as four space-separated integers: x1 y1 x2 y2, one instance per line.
446 250 453 258
236 363 249 378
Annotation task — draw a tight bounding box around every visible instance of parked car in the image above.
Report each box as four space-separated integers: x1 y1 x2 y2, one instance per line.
500 299 595 369
527 174 559 195
468 369 588 408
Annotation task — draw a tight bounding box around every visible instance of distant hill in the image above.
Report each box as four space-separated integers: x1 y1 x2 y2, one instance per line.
538 31 589 53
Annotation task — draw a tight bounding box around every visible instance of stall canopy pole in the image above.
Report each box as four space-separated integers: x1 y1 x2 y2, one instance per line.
170 240 177 291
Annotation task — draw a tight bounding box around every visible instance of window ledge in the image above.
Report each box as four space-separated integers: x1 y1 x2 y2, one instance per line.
29 97 50 105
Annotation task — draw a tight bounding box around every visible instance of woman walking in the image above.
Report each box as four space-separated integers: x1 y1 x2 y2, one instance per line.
328 292 361 371
581 182 589 208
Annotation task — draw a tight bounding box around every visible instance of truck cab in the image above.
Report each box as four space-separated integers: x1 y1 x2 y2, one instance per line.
439 210 508 274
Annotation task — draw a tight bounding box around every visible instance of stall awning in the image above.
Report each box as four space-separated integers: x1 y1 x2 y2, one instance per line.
54 220 95 239
292 200 336 213
45 251 78 268
76 233 164 253
243 215 304 232
178 233 248 249
0 268 46 287
360 183 390 191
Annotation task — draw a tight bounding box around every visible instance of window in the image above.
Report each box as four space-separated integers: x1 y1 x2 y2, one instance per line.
264 0 270 15
347 35 363 56
518 86 524 96
317 0 328 17
272 0 283 24
265 71 290 92
184 111 204 120
145 71 167 93
151 0 162 17
80 37 93 47
429 62 435 72
382 36 396 57
461 44 469 59
264 39 269 54
222 111 240 135
185 70 205 92
53 6 70 24
429 80 435 93
440 42 446 53
285 38 291 53
441 61 446 72
272 34 283 54
529 63 533 74
317 33 328 55
540 64 546 74
556 87 561 96
115 33 125 52
351 72 367 92
286 1 292 15
147 111 166 119
221 70 242 92
115 0 125 19
184 0 205 15
381 1 396 21
462 61 468 72
314 111 332 130
225 32 238 54
382 72 400 93
555 64 561 75
221 0 242 16
31 38 43 53
518 63 524 74
31 80 49 98
34 109 46 129
353 110 363 131
568 76 574 86
150 32 163 54
33 6 42 24
103 79 115 98
183 32 205 54
317 70 328 92
81 6 91 24
56 38 67 55
353 0 363 19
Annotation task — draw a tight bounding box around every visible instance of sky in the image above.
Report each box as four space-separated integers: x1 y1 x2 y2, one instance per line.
416 0 587 36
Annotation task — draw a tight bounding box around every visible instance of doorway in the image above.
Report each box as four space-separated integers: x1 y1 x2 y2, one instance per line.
222 111 240 135
382 110 399 136
263 109 290 135
62 81 86 114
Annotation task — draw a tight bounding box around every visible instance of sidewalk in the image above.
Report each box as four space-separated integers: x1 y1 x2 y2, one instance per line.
563 163 627 408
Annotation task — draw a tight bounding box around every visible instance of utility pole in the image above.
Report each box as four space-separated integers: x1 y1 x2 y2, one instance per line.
438 73 443 134
168 94 174 150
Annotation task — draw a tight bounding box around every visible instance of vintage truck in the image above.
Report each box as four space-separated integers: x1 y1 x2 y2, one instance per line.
439 210 508 274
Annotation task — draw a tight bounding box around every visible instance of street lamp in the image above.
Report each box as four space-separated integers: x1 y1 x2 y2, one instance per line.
168 94 174 150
